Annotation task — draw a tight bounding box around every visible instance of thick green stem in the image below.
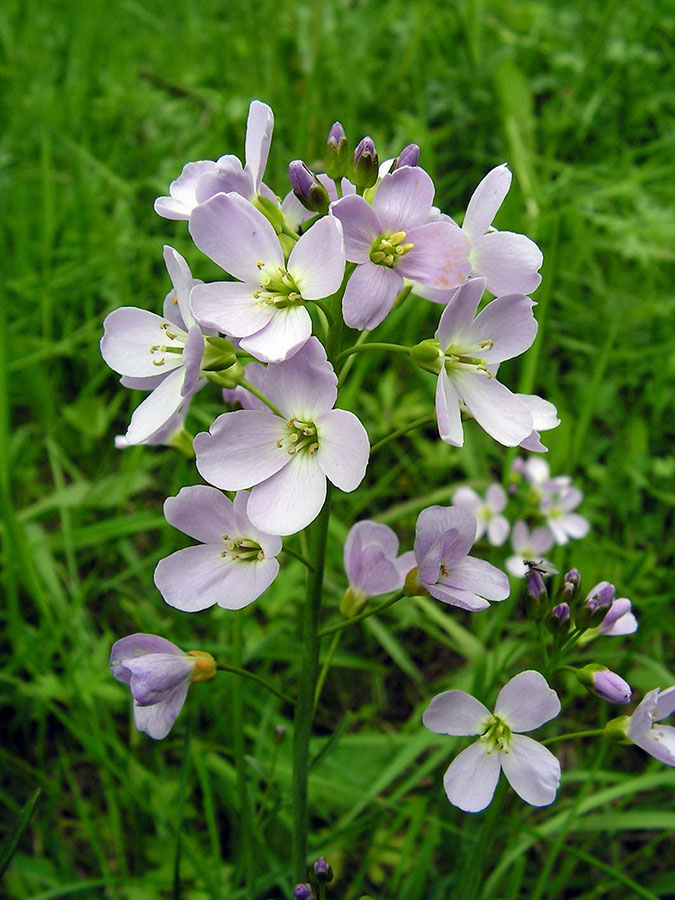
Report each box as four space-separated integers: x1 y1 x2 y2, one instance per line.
291 487 333 880
232 614 253 894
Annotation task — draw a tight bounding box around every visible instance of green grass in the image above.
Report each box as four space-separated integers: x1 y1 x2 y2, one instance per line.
1 0 674 897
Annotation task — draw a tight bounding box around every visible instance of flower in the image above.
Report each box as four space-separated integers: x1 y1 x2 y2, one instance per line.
331 166 470 330
110 634 215 739
506 520 555 578
101 247 209 445
154 100 275 219
154 487 282 611
428 278 538 447
189 193 345 363
451 484 510 546
540 487 590 545
461 164 543 296
114 408 188 450
616 687 675 766
411 505 509 611
599 597 638 636
194 338 370 535
511 457 571 498
343 521 415 604
423 670 561 812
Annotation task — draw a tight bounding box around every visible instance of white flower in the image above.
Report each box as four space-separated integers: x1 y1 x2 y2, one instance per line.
452 484 510 546
506 520 555 578
423 671 561 812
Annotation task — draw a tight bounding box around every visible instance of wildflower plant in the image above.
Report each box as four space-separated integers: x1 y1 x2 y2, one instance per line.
100 101 672 896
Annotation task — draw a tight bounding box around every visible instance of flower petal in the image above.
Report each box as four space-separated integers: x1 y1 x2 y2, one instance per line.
471 231 543 296
125 367 186 445
443 741 502 812
124 653 194 704
487 515 510 546
315 409 370 491
232 490 282 557
181 326 205 397
451 370 533 447
396 221 471 290
435 370 464 446
372 166 435 232
194 410 289 490
133 684 188 740
414 505 476 578
261 336 338 418
462 164 511 239
633 727 675 766
445 556 509 602
451 486 481 512
195 157 254 204
163 246 197 329
495 671 561 732
288 216 345 300
426 583 490 612
154 545 234 611
247 454 327 536
423 691 491 736
101 307 185 378
330 195 381 263
352 545 405 596
435 278 487 350
164 485 237 544
189 192 283 281
239 305 312 363
342 262 402 330
245 100 274 194
110 634 183 684
501 734 561 806
154 160 218 220
655 687 675 721
467 293 538 364
190 281 273 336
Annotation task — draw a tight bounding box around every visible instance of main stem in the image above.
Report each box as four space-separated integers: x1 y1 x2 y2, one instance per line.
232 613 253 894
291 486 332 880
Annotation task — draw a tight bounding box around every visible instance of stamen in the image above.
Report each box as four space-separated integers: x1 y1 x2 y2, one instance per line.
152 358 165 366
479 339 494 350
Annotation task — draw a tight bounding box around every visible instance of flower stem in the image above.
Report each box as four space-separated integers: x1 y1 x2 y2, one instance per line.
291 487 333 880
231 614 253 894
281 544 315 571
369 414 436 455
337 341 411 361
216 663 294 704
541 729 606 746
314 629 341 713
318 590 405 637
238 378 284 416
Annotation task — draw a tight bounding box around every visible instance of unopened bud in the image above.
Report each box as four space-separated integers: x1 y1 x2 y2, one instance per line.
548 602 571 636
288 160 330 214
186 650 217 683
410 339 442 373
351 136 379 189
292 884 314 900
578 581 615 628
274 724 286 743
202 335 238 372
340 586 367 618
392 143 420 170
526 568 548 621
254 194 286 231
325 121 350 179
313 857 334 883
576 664 632 704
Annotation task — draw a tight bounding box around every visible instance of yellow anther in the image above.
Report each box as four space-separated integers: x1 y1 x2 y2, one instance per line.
172 295 178 304
384 254 394 266
308 442 319 454
400 242 414 253
289 433 299 443
152 358 165 366
389 231 407 244
371 251 386 264
256 260 265 269
276 439 284 448
479 339 494 350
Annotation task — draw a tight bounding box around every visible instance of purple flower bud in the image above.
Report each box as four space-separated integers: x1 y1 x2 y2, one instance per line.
325 121 349 178
548 602 571 636
313 857 334 883
526 568 548 621
393 143 420 170
562 567 581 604
288 160 330 214
351 136 379 188
578 581 616 627
576 665 632 704
274 724 286 742
293 884 314 900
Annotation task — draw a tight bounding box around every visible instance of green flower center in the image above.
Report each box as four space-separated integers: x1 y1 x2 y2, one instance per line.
276 419 319 456
149 322 187 366
254 265 302 308
369 231 414 268
220 535 264 562
479 715 513 754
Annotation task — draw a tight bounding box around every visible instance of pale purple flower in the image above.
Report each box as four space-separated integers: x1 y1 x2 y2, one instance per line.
432 278 538 447
194 338 370 536
623 686 675 766
189 193 345 363
154 487 281 611
413 505 509 611
344 521 415 601
541 487 590 545
451 484 510 546
154 100 275 220
110 634 215 739
600 597 638 636
461 164 543 296
101 247 207 445
331 166 471 330
511 457 572 498
517 394 560 453
423 670 561 812
114 408 187 450
506 520 555 578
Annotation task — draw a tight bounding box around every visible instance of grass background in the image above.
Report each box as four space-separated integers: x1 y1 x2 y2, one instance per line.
1 0 674 897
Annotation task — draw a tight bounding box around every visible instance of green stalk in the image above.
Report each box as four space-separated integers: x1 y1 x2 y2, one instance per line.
232 613 254 894
291 486 333 880
318 590 405 637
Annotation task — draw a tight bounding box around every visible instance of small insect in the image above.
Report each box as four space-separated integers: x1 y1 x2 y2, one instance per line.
523 559 559 576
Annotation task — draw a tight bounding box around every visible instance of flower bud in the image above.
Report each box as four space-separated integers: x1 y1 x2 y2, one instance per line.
578 581 615 628
526 568 548 621
186 650 217 683
410 339 442 374
603 715 631 741
392 143 420 170
351 136 379 189
403 567 426 598
292 884 314 900
325 121 350 179
288 160 330 214
547 602 571 636
576 664 632 704
254 193 286 231
313 857 334 883
201 335 238 372
340 586 368 619
274 724 286 742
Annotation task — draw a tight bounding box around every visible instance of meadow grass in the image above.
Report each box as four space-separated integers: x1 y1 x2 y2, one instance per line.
1 0 674 897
